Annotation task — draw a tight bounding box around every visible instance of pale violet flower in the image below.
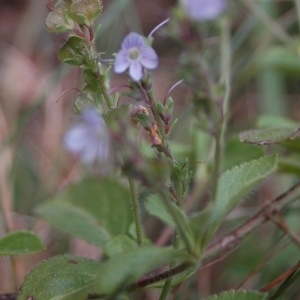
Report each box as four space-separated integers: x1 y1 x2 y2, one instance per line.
114 32 158 81
64 108 110 165
181 0 226 21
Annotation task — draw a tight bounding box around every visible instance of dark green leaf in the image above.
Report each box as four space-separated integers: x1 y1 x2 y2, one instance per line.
240 127 300 146
0 231 45 256
17 255 100 300
35 202 111 248
36 177 133 247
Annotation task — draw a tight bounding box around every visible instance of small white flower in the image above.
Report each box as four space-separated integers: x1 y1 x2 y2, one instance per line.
114 32 159 81
64 108 110 165
181 0 226 21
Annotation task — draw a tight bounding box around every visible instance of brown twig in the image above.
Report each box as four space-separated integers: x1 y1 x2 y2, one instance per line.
204 181 300 261
259 261 300 293
268 209 300 248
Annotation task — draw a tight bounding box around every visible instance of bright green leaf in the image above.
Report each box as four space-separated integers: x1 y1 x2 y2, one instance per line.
0 231 45 256
17 255 100 300
205 155 277 241
92 246 191 295
205 290 267 300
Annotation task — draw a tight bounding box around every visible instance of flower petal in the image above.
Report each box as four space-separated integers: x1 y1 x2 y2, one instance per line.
64 126 90 153
114 49 130 73
183 0 226 21
64 108 110 165
129 61 142 81
122 32 145 50
140 46 158 69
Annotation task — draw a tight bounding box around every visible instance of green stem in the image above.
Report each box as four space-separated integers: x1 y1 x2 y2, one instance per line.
128 177 143 246
99 74 113 110
159 230 180 300
159 177 185 299
211 16 232 204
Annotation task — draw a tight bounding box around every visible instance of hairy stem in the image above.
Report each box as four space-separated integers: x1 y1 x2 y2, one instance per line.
211 16 231 204
128 177 143 246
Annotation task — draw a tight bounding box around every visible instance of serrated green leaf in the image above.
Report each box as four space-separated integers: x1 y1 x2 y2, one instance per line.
35 177 133 247
204 155 277 241
92 246 191 295
240 127 300 146
205 290 267 300
58 36 95 69
17 255 100 300
104 235 137 257
0 231 45 256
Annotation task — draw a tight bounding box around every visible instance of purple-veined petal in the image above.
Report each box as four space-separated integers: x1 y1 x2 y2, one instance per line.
140 46 158 69
122 32 145 50
114 49 130 73
129 60 143 81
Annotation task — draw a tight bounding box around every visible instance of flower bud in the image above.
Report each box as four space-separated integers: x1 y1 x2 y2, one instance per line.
130 104 152 130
